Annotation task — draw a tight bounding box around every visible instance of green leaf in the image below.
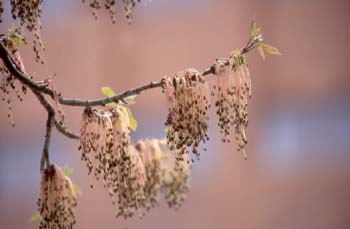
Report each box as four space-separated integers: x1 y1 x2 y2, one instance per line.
124 95 136 105
238 54 246 65
63 165 74 177
251 20 261 38
258 45 266 60
101 87 137 130
8 27 26 47
101 86 118 107
73 184 82 196
13 36 25 46
261 43 282 55
251 20 256 37
29 212 41 223
101 86 116 97
125 107 138 131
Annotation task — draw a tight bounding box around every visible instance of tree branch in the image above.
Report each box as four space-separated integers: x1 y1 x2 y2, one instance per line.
0 37 259 144
0 38 258 109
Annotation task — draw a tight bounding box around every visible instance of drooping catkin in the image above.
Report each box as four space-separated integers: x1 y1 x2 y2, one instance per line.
212 55 252 159
213 61 231 143
9 0 45 63
112 106 146 219
135 138 191 210
162 69 210 163
79 106 147 219
79 107 123 202
37 164 77 229
135 139 163 210
158 139 190 209
83 0 148 23
0 38 27 127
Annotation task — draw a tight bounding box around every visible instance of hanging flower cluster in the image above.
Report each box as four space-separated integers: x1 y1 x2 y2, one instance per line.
79 106 146 219
37 164 77 229
0 0 154 62
158 139 190 209
162 69 210 163
0 35 27 126
80 109 191 218
135 139 190 210
8 0 45 63
83 0 149 23
213 60 231 143
135 139 163 210
212 54 252 159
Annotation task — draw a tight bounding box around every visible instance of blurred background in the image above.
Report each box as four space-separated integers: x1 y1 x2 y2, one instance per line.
0 0 349 228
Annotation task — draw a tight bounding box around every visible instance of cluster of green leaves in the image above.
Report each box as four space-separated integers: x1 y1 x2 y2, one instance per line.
251 20 282 60
101 87 138 131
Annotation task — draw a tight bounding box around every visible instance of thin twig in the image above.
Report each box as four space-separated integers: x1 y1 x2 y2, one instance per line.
54 119 80 140
59 80 164 106
41 112 54 171
33 91 55 171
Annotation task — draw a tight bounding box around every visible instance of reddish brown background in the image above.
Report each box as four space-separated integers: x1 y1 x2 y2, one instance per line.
0 0 349 228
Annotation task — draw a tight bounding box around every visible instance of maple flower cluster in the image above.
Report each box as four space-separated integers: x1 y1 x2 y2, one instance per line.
162 69 210 163
135 139 190 210
79 106 143 218
213 55 252 159
79 106 190 218
83 0 149 23
0 37 27 126
0 0 151 64
37 164 77 229
7 0 45 63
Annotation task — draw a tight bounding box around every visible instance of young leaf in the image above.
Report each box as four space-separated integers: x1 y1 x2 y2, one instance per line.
8 27 26 47
101 86 116 97
125 107 138 131
124 95 136 105
12 36 25 47
73 184 82 196
101 86 118 107
238 54 246 65
258 45 266 60
251 20 261 38
29 212 41 223
261 43 282 55
63 165 74 177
